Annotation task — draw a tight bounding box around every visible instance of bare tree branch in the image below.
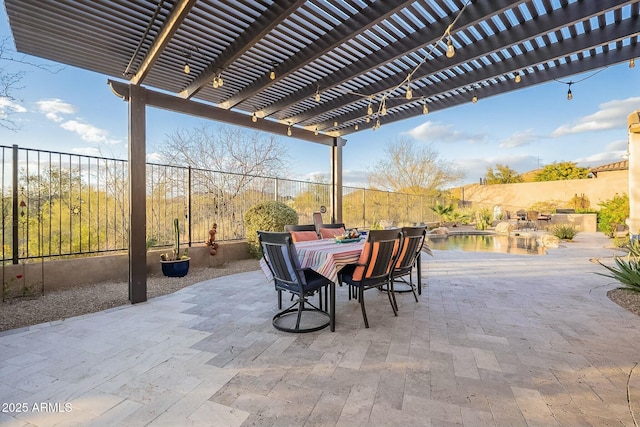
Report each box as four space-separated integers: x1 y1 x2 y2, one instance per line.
367 136 462 196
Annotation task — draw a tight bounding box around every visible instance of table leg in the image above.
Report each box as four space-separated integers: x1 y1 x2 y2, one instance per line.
330 282 335 332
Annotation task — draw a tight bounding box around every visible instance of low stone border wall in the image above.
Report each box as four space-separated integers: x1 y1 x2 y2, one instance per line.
1 240 251 294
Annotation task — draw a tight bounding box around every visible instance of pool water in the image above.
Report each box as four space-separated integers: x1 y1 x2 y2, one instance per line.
426 233 545 255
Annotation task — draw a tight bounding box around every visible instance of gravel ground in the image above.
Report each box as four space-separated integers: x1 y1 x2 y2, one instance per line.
0 259 260 333
2 258 639 333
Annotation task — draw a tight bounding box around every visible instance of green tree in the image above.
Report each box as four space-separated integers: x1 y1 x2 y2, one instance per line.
484 164 523 184
534 161 590 182
598 193 629 237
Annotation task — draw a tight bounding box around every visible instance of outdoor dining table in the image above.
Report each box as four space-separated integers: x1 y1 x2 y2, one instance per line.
260 236 427 294
259 238 364 284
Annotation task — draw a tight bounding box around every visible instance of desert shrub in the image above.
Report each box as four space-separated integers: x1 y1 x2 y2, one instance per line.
550 224 578 240
612 235 630 248
598 193 629 237
597 256 640 292
474 207 492 230
530 200 562 214
244 200 299 258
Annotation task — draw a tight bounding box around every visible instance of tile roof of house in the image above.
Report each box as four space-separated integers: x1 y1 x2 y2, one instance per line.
590 160 629 173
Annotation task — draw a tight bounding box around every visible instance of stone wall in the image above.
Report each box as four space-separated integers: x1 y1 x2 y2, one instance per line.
459 170 627 212
2 240 251 294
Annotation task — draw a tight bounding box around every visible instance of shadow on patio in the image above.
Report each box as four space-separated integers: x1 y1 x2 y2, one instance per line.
1 232 639 426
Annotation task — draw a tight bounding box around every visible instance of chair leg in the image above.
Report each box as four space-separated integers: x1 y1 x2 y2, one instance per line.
359 286 369 328
387 280 398 316
295 296 304 330
278 289 282 309
409 273 418 303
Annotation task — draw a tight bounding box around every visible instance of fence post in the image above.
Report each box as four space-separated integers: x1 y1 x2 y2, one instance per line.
12 145 18 264
187 166 192 247
274 178 278 201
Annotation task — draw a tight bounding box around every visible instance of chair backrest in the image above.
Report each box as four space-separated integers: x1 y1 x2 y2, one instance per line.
312 212 324 232
258 231 305 289
318 223 346 239
284 224 319 242
395 226 427 271
352 229 402 282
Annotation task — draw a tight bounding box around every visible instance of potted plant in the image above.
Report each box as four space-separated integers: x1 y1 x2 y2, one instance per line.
160 218 190 277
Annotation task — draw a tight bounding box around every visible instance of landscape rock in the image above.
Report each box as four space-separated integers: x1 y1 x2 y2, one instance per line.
495 221 515 234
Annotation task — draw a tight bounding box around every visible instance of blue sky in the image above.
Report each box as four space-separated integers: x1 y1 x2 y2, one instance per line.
0 7 638 187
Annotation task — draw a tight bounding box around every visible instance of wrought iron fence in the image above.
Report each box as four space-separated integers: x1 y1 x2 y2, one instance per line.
1 144 440 264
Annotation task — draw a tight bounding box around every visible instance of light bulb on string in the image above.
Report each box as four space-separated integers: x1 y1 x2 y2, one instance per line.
251 112 258 122
446 38 455 58
315 91 321 102
355 124 359 130
333 121 338 127
423 102 428 114
287 126 292 136
381 98 387 115
566 82 573 101
405 82 412 100
515 73 521 83
217 73 223 87
183 63 190 74
366 116 371 123
367 100 373 116
314 127 319 136
212 78 219 88
472 94 478 103
631 58 636 68
376 119 381 129
269 69 276 80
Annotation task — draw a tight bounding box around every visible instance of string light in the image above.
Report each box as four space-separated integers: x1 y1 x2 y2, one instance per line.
315 88 321 102
631 58 636 68
314 127 319 136
251 112 258 122
355 124 359 130
566 82 573 100
423 100 429 114
445 32 455 58
287 125 292 136
183 63 190 74
381 98 387 115
365 116 371 123
269 69 276 80
472 93 478 103
405 81 413 100
367 98 373 116
333 121 338 127
515 73 521 83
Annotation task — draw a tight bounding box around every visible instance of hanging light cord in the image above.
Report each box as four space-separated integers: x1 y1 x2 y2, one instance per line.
554 66 609 87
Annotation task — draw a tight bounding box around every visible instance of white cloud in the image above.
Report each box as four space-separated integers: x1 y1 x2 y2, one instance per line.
36 98 76 122
606 139 628 152
60 120 121 145
498 129 538 148
551 97 640 137
573 151 627 167
403 121 487 144
0 97 27 117
146 152 164 163
71 147 102 157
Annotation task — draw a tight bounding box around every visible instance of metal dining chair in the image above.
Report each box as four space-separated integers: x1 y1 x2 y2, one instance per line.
284 224 319 242
388 226 427 309
258 231 335 333
317 223 346 239
338 229 402 328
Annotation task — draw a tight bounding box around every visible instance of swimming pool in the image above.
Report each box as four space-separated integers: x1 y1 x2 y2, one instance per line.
425 233 545 255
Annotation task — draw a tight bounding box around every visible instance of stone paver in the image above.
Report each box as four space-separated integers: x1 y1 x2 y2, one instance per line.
0 232 638 426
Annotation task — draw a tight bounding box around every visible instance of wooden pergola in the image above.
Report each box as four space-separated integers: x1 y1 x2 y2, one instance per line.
5 0 639 302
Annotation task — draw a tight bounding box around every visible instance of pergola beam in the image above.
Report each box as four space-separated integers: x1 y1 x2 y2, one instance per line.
179 0 305 99
129 0 197 85
217 0 416 110
109 80 336 145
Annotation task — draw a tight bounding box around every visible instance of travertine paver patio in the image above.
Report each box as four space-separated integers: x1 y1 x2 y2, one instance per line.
1 232 639 426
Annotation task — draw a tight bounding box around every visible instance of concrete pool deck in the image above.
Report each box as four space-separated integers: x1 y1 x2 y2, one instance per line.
1 232 639 426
